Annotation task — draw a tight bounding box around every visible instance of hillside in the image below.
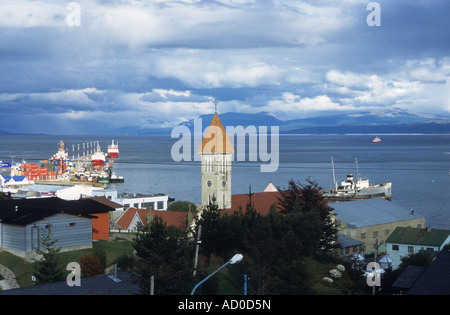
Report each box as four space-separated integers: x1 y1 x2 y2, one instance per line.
172 108 450 135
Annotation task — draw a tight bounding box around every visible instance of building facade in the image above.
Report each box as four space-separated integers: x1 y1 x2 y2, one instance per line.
332 199 426 253
386 226 450 269
198 112 234 209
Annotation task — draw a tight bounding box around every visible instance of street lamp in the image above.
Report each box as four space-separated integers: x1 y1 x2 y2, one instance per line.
191 254 243 295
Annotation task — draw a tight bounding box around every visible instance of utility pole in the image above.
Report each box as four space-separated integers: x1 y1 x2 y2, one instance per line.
193 225 202 277
372 238 383 295
150 275 154 295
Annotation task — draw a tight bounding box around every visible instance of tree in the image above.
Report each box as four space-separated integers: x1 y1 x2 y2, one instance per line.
167 200 197 212
398 250 436 271
32 227 65 285
132 216 194 295
277 178 338 252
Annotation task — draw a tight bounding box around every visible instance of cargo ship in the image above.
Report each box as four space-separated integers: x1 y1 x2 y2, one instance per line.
108 140 119 159
321 157 392 201
8 140 123 186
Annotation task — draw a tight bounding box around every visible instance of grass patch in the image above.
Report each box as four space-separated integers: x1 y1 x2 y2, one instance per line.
0 237 135 288
0 251 34 287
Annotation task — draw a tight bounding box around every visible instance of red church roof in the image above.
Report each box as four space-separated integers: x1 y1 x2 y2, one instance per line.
227 191 282 216
197 113 235 154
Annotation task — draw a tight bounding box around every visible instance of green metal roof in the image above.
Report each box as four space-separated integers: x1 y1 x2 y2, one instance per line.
386 226 450 247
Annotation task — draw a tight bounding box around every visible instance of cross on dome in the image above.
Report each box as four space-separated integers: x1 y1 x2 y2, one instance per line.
213 98 219 114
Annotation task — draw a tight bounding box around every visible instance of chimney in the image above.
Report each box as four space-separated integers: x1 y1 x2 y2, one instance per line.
108 260 121 282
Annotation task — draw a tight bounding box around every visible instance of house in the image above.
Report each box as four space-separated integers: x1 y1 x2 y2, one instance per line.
391 265 426 294
0 197 115 259
228 191 281 215
332 198 426 253
407 250 450 295
82 196 123 240
116 192 171 211
385 226 450 269
86 195 124 218
392 251 450 295
0 175 32 187
113 208 150 232
113 208 191 232
336 234 365 258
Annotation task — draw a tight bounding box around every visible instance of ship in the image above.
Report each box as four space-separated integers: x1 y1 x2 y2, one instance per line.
372 136 382 143
108 140 119 159
91 142 107 166
321 157 392 201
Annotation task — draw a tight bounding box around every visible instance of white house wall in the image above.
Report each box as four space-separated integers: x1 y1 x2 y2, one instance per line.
0 213 92 253
388 235 450 270
1 224 26 251
117 195 169 210
55 185 98 200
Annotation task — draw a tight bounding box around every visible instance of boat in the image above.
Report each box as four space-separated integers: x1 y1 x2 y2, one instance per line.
110 172 118 183
372 136 382 143
108 140 119 159
91 142 106 166
321 157 392 201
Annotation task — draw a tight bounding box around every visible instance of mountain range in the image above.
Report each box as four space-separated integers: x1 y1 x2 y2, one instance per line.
174 108 450 135
3 108 450 135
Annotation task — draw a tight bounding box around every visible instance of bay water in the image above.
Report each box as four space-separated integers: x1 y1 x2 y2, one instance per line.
1 134 449 229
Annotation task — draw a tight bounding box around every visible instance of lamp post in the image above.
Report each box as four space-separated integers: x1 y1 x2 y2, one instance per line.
191 254 243 295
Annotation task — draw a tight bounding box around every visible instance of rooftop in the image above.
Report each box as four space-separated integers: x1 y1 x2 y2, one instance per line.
0 271 139 295
197 113 235 154
386 226 450 247
331 198 425 228
0 197 115 225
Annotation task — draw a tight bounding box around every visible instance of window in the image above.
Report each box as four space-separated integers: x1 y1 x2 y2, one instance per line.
392 245 399 251
157 201 164 210
373 231 378 238
408 246 414 253
69 222 76 227
133 203 139 208
360 233 366 240
142 202 155 210
384 229 390 236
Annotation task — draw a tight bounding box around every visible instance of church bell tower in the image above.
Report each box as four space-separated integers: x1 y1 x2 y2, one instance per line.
198 99 234 209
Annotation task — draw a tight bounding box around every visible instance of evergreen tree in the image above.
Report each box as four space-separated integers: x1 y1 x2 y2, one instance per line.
132 216 193 295
32 227 65 285
277 178 338 252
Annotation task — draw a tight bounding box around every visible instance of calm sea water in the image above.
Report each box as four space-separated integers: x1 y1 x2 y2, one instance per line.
1 134 450 229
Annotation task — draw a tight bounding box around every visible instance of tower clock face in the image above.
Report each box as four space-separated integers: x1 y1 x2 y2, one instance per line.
222 180 227 187
207 180 212 187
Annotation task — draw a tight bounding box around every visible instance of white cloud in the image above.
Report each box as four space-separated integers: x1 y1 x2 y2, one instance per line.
265 93 355 118
154 50 282 88
0 1 66 28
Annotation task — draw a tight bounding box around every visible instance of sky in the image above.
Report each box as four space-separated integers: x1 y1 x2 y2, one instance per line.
0 0 449 135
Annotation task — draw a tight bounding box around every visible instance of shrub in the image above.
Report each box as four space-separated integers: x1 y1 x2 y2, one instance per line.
80 254 102 278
